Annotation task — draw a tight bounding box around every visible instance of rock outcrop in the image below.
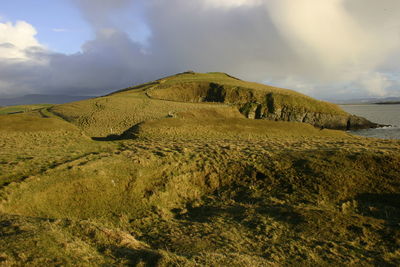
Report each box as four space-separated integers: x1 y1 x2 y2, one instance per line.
237 97 378 130
147 79 378 130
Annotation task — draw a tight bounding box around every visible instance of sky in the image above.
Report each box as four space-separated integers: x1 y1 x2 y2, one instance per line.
0 0 399 99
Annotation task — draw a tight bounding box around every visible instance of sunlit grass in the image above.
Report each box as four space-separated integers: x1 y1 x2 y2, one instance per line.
52 72 348 138
0 111 114 187
0 104 53 115
0 72 399 265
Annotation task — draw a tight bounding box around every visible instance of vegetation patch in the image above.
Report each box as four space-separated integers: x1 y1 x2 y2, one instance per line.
0 104 53 115
0 72 399 265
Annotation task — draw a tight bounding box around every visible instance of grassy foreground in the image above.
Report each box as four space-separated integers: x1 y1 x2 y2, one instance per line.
1 74 400 266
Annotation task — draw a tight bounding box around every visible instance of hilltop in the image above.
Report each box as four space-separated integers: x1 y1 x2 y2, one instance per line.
49 72 376 139
0 72 399 266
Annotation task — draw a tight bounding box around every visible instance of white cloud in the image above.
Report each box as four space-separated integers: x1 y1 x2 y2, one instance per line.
272 76 316 96
263 0 400 97
266 0 383 74
359 72 392 97
0 21 44 60
269 1 347 62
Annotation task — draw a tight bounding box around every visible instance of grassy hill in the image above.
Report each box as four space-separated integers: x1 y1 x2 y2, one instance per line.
145 72 343 113
50 72 375 139
0 72 399 266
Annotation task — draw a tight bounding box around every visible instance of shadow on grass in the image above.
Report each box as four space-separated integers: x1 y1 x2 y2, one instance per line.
256 205 304 225
108 246 162 267
176 201 304 228
92 134 122 141
91 123 142 141
355 193 400 223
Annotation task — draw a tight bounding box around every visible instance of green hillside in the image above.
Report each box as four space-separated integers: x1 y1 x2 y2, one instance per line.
50 72 375 139
0 104 53 115
0 72 399 266
145 72 344 114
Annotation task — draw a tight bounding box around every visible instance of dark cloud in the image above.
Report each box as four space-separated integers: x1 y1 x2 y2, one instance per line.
0 0 399 98
144 0 297 80
71 0 132 29
0 36 145 96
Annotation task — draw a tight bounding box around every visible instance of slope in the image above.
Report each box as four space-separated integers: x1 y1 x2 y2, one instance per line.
0 72 399 266
50 72 376 139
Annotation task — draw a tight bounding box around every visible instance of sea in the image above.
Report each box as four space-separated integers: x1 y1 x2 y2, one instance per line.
340 104 400 140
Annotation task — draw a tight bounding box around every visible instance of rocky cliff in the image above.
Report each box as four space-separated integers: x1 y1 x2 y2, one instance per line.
147 76 378 130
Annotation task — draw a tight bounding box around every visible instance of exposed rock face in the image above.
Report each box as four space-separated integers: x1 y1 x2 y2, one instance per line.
237 100 378 130
238 102 378 130
148 81 379 130
347 115 379 130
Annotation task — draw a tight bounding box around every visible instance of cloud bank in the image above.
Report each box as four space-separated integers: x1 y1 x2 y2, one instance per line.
0 0 399 99
0 21 44 60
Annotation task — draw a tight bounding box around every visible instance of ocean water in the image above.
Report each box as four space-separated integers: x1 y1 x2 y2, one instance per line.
340 104 400 139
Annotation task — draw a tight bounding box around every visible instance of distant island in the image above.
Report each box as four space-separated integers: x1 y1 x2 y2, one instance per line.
331 96 400 105
0 94 95 106
375 101 400 105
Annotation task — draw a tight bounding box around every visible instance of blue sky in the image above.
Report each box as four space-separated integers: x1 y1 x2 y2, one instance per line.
0 0 149 54
0 0 92 53
0 0 399 98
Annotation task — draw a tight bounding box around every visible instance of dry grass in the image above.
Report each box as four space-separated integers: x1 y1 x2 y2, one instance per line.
1 137 399 265
0 111 114 188
0 104 53 115
145 72 345 115
0 73 399 266
51 72 348 138
131 116 349 141
51 91 241 137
